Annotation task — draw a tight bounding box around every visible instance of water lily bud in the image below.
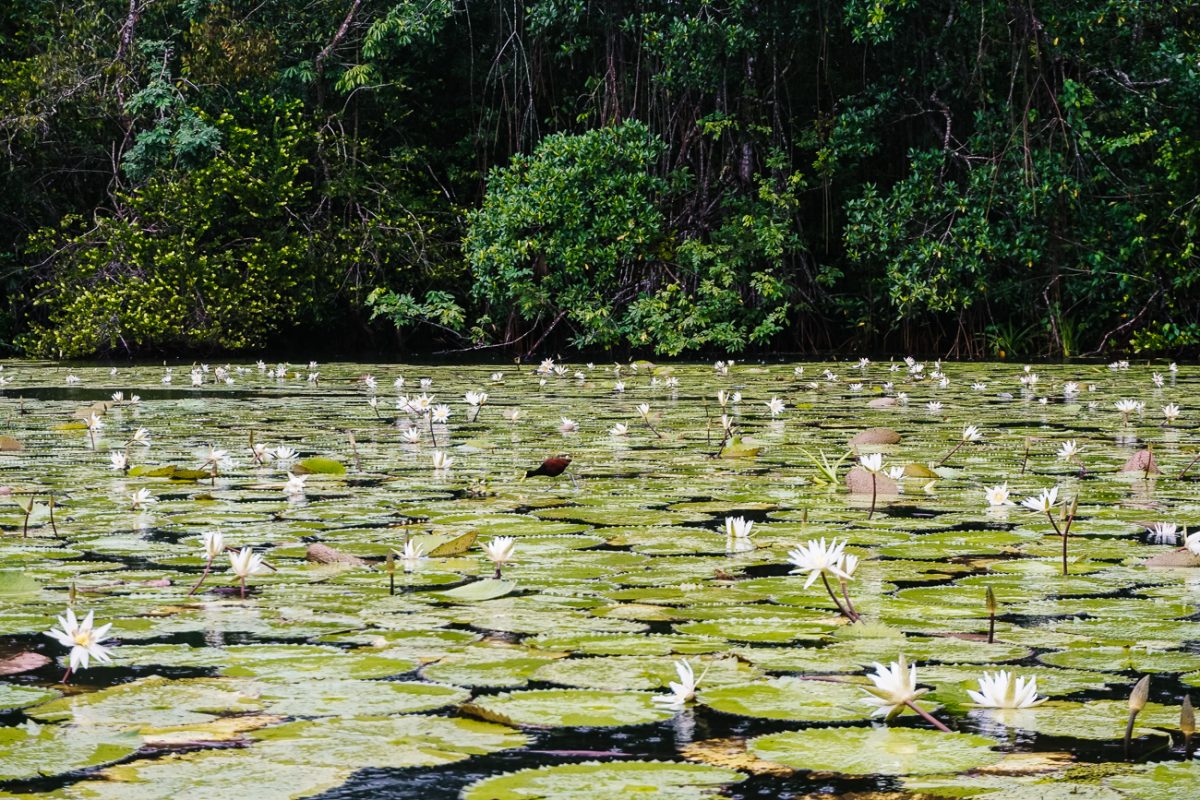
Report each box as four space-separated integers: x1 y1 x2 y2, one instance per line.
1129 675 1151 713
1182 696 1195 738
385 550 396 576
986 587 996 615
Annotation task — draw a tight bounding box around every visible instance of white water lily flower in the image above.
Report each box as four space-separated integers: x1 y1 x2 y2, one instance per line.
399 539 425 573
724 516 754 540
111 391 124 402
636 403 651 418
984 483 1015 507
926 401 943 412
1186 530 1200 557
283 472 307 496
85 413 104 432
1056 440 1080 461
251 443 274 464
402 428 422 444
199 446 232 471
837 552 860 578
228 546 268 578
1115 399 1142 415
129 488 157 510
45 609 112 673
849 383 864 392
1148 522 1179 544
764 397 785 417
559 417 578 433
271 446 298 463
1163 404 1181 423
483 536 516 566
861 654 928 719
1153 373 1164 388
653 659 700 712
613 381 625 393
972 382 987 391
885 466 906 482
787 538 852 588
201 531 225 561
109 451 127 471
431 451 453 470
465 391 488 406
859 453 884 474
431 405 451 424
1020 487 1060 513
967 670 1047 709
961 425 983 442
609 422 629 436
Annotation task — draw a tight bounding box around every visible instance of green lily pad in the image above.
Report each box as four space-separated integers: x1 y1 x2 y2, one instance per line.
258 680 469 717
467 688 673 727
462 760 745 799
28 676 261 729
700 677 872 721
0 721 142 780
252 714 528 767
749 726 1003 775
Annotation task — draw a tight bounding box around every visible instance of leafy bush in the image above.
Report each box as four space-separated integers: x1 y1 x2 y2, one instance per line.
21 98 322 357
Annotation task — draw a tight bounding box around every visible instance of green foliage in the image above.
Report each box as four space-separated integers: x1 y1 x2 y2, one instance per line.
366 288 466 333
22 98 320 357
2 0 1199 357
467 121 668 349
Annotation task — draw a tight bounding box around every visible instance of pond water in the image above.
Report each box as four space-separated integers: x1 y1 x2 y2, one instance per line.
1 358 1199 798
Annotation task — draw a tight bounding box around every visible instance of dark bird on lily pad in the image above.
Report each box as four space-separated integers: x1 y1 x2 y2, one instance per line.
524 454 573 480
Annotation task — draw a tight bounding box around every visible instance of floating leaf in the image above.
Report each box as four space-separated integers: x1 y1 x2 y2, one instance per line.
293 457 346 475
466 689 672 727
462 760 745 799
749 727 1003 775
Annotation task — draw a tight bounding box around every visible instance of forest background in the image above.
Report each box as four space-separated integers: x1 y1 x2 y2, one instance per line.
2 0 1197 360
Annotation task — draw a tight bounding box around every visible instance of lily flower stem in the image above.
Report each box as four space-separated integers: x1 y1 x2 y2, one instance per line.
1045 512 1069 575
494 566 502 579
21 508 30 538
48 496 58 537
239 575 247 600
820 573 857 622
427 413 438 447
1179 452 1200 479
840 580 860 621
867 474 877 520
1020 440 1030 474
644 419 664 439
389 572 395 596
937 441 963 467
905 700 952 732
988 610 996 644
1125 709 1140 752
186 558 213 597
60 666 72 685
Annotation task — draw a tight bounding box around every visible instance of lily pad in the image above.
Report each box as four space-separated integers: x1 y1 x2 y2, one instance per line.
462 760 745 799
467 688 673 727
749 726 1003 775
